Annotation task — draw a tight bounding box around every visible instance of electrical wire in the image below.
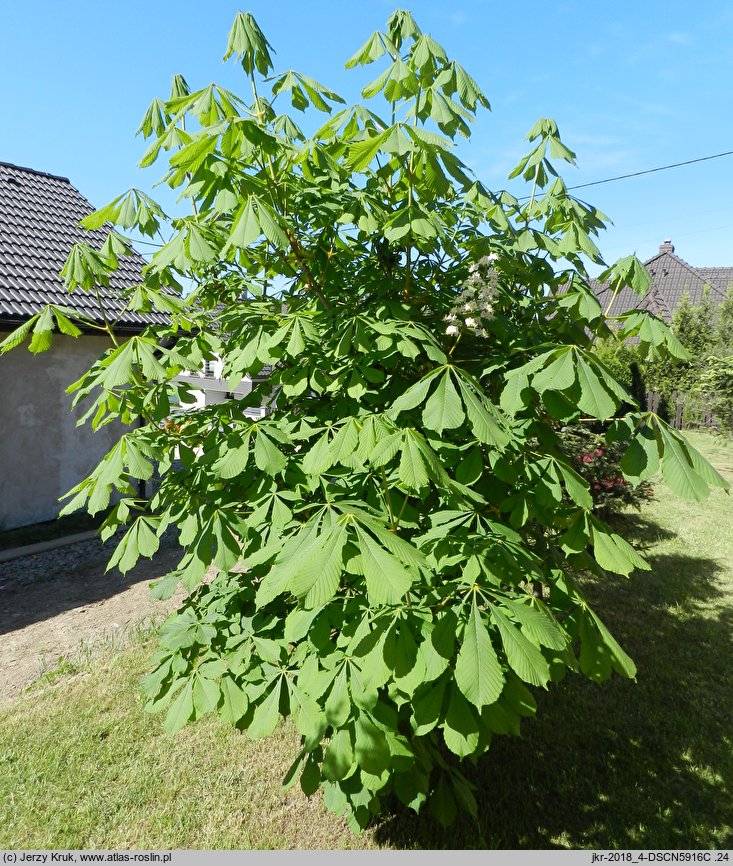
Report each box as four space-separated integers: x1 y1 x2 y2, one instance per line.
565 149 733 192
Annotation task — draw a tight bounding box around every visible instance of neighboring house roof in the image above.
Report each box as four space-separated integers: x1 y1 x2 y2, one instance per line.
0 161 168 331
591 240 733 323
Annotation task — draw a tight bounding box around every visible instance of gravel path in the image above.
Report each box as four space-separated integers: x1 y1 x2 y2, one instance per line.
0 535 186 706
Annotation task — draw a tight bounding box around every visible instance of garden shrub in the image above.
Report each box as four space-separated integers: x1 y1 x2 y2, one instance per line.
560 426 654 516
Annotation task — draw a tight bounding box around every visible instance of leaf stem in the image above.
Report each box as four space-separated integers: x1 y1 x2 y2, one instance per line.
379 467 395 527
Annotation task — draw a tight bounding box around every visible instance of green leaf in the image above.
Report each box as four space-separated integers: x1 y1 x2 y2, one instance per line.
501 598 566 651
456 379 510 448
442 685 480 757
575 355 617 420
28 306 55 354
284 606 322 643
248 680 283 740
555 460 593 509
52 308 83 338
422 371 465 433
587 609 637 679
163 680 194 734
0 316 37 354
532 349 575 393
192 674 220 716
490 604 550 688
107 517 160 575
500 372 530 416
224 11 274 75
187 225 215 262
323 728 355 781
213 440 251 479
345 31 387 68
354 715 390 775
290 684 327 749
388 368 442 417
420 611 457 681
226 197 261 250
598 254 651 300
590 518 650 576
257 202 290 249
357 528 413 605
658 426 711 501
398 430 429 490
412 677 446 735
325 665 351 728
455 596 504 708
620 428 660 483
292 523 348 608
254 430 286 475
219 676 249 725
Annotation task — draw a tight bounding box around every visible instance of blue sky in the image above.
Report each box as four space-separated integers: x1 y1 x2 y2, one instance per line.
3 0 733 273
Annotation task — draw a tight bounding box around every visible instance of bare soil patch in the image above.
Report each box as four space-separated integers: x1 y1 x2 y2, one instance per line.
0 544 184 705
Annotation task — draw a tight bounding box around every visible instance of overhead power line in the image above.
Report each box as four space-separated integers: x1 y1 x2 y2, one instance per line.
566 149 733 192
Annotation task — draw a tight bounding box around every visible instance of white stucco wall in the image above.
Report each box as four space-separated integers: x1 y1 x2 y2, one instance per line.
0 334 126 530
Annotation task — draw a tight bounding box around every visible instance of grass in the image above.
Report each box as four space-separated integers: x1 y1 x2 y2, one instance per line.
1 432 732 850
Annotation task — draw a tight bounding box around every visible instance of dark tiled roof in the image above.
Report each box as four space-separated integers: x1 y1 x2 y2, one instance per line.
592 241 732 322
695 267 733 290
0 161 169 330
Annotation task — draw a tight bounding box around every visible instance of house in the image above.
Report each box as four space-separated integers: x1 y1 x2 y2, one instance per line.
176 357 272 418
0 161 272 530
0 161 171 530
592 240 733 322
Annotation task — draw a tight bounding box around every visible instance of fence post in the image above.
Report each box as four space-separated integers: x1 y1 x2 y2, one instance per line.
671 390 683 429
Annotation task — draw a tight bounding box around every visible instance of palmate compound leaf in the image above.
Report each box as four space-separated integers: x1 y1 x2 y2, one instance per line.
455 595 504 708
106 516 160 575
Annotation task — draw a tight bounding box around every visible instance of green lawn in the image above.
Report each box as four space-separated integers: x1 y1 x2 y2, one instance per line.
2 432 731 850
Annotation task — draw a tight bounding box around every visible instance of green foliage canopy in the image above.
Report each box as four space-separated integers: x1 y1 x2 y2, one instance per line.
2 9 728 830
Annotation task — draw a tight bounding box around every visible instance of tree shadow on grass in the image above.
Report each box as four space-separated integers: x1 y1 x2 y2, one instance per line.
607 512 677 550
373 540 733 849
